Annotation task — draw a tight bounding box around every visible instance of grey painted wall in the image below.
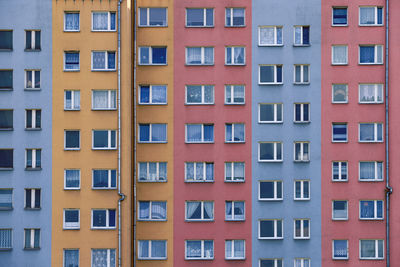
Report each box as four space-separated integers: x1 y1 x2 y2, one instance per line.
251 0 321 265
0 0 52 266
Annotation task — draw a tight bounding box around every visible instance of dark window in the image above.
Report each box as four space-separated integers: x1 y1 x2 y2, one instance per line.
0 70 12 90
25 31 41 50
25 189 41 209
0 31 12 50
65 131 80 149
333 8 348 25
0 110 13 129
0 150 13 169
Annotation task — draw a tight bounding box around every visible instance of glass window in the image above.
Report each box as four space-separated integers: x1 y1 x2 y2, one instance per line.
225 47 245 65
92 130 116 150
138 162 167 182
0 229 12 249
92 12 116 31
0 110 13 130
259 26 282 46
333 240 348 259
294 180 310 200
333 7 348 25
64 209 80 229
360 240 384 259
64 52 80 71
0 149 13 169
294 26 310 45
138 240 167 259
359 45 383 64
359 84 383 103
25 30 41 50
65 169 81 189
24 189 41 209
92 249 116 267
139 8 167 27
139 124 167 143
139 47 167 65
359 161 383 181
225 240 245 260
92 51 116 70
332 200 348 220
25 70 40 89
359 7 383 26
186 47 214 65
294 103 309 123
225 8 245 27
225 85 245 104
93 169 116 189
64 13 80 31
0 189 12 210
332 45 348 65
259 181 283 201
259 220 283 239
24 229 40 249
225 201 245 221
25 149 41 169
186 8 213 27
0 70 13 90
259 65 283 84
185 85 214 105
140 85 167 104
294 142 310 162
185 162 214 182
92 90 117 110
259 103 283 123
294 219 310 239
186 201 214 221
332 161 348 181
260 259 283 267
138 201 167 220
185 240 214 260
225 162 245 182
225 123 245 143
0 31 12 50
259 142 283 162
360 200 383 219
91 209 116 229
185 124 214 143
65 130 80 150
294 65 309 84
294 258 310 267
332 123 347 142
26 110 41 129
65 90 80 110
64 249 79 267
359 123 383 142
332 84 348 103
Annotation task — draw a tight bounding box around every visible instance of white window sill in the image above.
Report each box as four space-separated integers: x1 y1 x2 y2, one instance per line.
258 44 283 47
258 160 283 162
259 121 283 124
139 103 168 105
259 82 283 85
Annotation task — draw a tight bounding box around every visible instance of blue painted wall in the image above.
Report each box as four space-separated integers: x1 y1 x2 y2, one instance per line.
0 0 52 266
251 0 321 265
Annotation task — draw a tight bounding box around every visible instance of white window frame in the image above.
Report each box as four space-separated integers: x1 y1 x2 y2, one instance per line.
258 219 283 240
64 12 80 32
91 11 116 31
259 103 283 124
294 180 310 201
225 240 245 260
225 201 245 221
359 240 384 260
25 30 41 50
185 85 214 105
259 259 283 267
225 46 245 65
225 8 245 27
294 142 310 162
294 103 310 123
138 46 167 65
259 180 283 201
359 200 384 220
359 123 383 142
333 240 349 260
332 7 348 26
139 85 167 105
25 149 41 169
24 229 40 249
138 162 167 182
64 169 81 190
138 123 167 143
185 47 214 65
138 240 167 260
185 8 214 27
63 209 80 230
92 130 117 150
225 85 245 105
332 200 348 220
332 161 348 181
332 84 348 103
64 51 80 71
25 109 41 129
91 51 116 71
258 26 283 46
25 70 40 89
359 45 384 65
24 188 40 209
185 201 214 221
91 249 116 267
294 258 311 267
185 124 214 143
91 209 116 229
138 201 167 221
359 84 384 104
331 45 348 65
359 6 383 26
258 142 283 162
293 65 310 84
332 123 348 142
185 240 214 260
259 65 283 85
225 123 245 143
224 162 245 182
185 162 214 182
92 90 117 110
92 169 117 189
359 161 383 181
64 90 80 110
294 219 310 239
294 25 310 46
64 249 79 267
139 8 168 27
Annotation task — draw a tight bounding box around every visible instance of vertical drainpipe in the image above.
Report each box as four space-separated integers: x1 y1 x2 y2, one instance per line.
117 1 126 267
133 0 138 264
385 0 392 266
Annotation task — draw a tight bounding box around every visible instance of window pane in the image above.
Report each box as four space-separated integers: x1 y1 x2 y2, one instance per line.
360 46 375 63
204 85 213 103
0 150 13 168
360 7 375 25
152 85 167 103
232 8 244 26
333 84 347 102
333 201 347 219
140 47 149 64
260 221 274 237
260 104 274 122
149 8 167 26
260 66 274 83
0 31 12 50
93 131 108 148
35 31 41 49
259 27 275 45
26 31 31 49
152 47 167 64
65 131 80 148
139 125 150 141
186 241 201 258
333 8 347 25
151 240 166 258
140 86 150 103
334 240 348 258
187 9 204 26
186 86 202 103
66 170 80 188
260 143 274 160
93 13 108 30
93 170 109 188
151 124 166 141
0 110 13 129
206 9 213 26
203 125 214 141
361 240 376 257
64 250 79 267
93 52 106 69
0 70 12 89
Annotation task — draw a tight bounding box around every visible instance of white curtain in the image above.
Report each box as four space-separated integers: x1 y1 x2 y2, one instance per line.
139 163 147 180
148 162 157 180
204 202 213 219
360 84 375 102
151 124 166 141
206 163 213 181
65 13 79 30
73 91 80 109
225 240 232 258
234 202 244 220
295 26 302 44
204 85 214 103
64 250 79 267
234 162 244 180
93 91 108 108
186 202 200 219
225 202 232 218
260 27 274 45
185 163 194 180
0 190 11 208
159 162 167 180
139 241 149 258
110 90 116 108
234 47 244 64
225 163 232 180
93 13 108 30
152 85 166 103
187 125 201 142
234 240 244 258
186 86 202 103
0 229 11 248
195 162 204 180
187 48 201 64
361 240 375 257
233 85 244 102
360 7 375 24
186 241 201 258
151 241 166 258
93 52 105 69
204 241 213 258
360 162 375 179
151 202 166 219
66 170 80 187
204 47 214 64
333 46 347 64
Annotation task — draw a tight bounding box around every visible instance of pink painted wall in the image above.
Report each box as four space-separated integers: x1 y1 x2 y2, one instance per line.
321 0 386 265
173 0 252 265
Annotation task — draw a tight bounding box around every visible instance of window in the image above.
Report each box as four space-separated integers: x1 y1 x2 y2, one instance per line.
258 26 282 46
294 258 310 267
185 85 214 105
26 149 41 169
294 180 310 200
259 103 283 123
65 130 80 150
333 7 348 26
294 26 310 45
259 219 283 239
64 52 80 71
25 30 40 50
138 162 167 182
360 200 383 220
359 45 383 64
225 240 245 260
64 209 80 229
332 200 348 220
294 65 309 84
186 47 214 65
24 189 41 209
24 229 40 249
259 142 283 162
225 123 245 143
186 8 213 27
0 189 12 210
0 149 13 169
185 124 214 143
225 201 245 221
25 70 40 89
0 31 12 50
359 123 383 142
64 90 80 110
359 161 383 181
225 162 244 182
260 259 283 267
360 240 384 259
294 103 310 123
0 229 12 250
185 240 214 260
64 12 80 31
92 51 116 71
92 90 117 110
225 85 245 104
92 12 116 31
332 45 348 65
93 169 116 189
0 70 13 90
0 110 13 130
225 8 245 27
294 219 310 239
91 209 116 229
259 181 283 201
186 201 214 221
64 249 79 267
139 47 167 65
138 201 167 221
332 84 348 103
92 130 117 150
259 65 283 85
332 161 348 181
92 249 116 267
138 240 167 260
359 7 383 26
139 85 167 104
225 47 245 65
294 142 310 162
185 162 214 182
26 110 41 129
138 124 167 143
333 240 348 259
332 123 347 142
65 169 81 189
139 8 167 27
359 84 383 103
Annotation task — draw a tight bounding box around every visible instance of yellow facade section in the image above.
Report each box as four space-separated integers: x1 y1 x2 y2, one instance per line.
136 0 174 265
52 1 131 266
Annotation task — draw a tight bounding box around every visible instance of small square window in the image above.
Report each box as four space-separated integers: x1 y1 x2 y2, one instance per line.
186 8 213 27
64 90 80 110
25 70 40 89
25 189 41 209
25 30 40 50
0 110 13 130
65 169 80 190
359 7 383 26
225 47 245 65
225 240 245 260
260 259 283 267
64 12 80 31
360 200 383 220
294 26 310 45
138 201 167 221
0 31 12 50
225 8 245 27
25 149 41 169
259 219 283 239
139 8 167 27
294 103 310 123
360 240 384 259
93 169 116 189
92 12 116 31
92 130 117 150
259 65 283 85
186 201 214 221
185 85 214 105
185 124 214 143
64 52 80 71
332 161 348 181
0 229 12 250
138 124 167 143
225 201 245 221
64 249 79 267
138 162 167 182
0 149 13 169
259 26 282 46
259 142 283 162
332 45 348 65
294 180 310 200
64 130 80 150
225 85 245 104
359 84 383 103
359 161 383 181
259 181 283 201
359 123 383 142
0 189 12 210
294 219 310 239
0 70 13 90
332 84 348 103
332 200 348 220
225 123 245 143
186 47 214 65
139 47 167 65
185 162 214 182
225 162 244 182
24 229 40 249
140 85 167 105
332 7 348 26
92 90 117 110
64 209 80 229
333 240 348 259
359 45 383 64
185 240 213 260
259 103 283 123
294 65 309 84
92 51 116 71
26 110 41 129
138 240 167 260
92 249 116 266
332 123 347 142
294 142 310 162
91 209 116 229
